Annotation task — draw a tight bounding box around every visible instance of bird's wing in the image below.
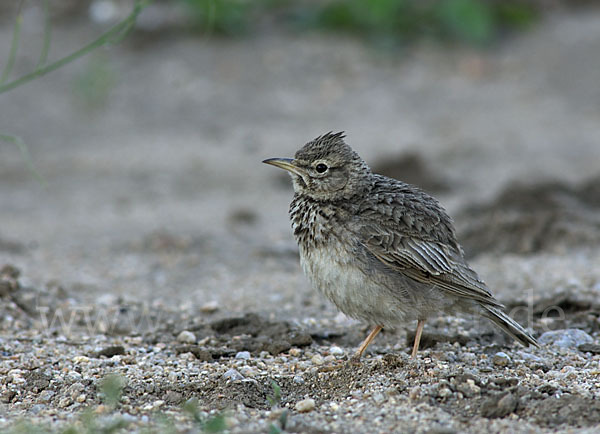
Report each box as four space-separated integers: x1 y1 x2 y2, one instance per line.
357 177 501 307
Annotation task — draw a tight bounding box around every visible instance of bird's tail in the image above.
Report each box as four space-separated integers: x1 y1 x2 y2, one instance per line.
482 306 539 347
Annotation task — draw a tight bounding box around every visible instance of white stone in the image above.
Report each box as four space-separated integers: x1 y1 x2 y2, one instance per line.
330 346 344 356
493 352 511 367
539 329 593 349
200 301 219 313
311 354 324 365
295 398 316 413
223 369 244 381
235 351 251 360
176 330 196 344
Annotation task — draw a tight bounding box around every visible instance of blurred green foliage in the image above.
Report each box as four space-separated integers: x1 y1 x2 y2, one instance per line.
183 0 252 34
73 54 116 109
98 373 126 409
180 0 539 46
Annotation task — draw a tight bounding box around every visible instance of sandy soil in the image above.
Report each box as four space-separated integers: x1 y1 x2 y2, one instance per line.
1 7 600 433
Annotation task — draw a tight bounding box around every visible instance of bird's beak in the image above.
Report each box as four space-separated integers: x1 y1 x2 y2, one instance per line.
262 158 305 177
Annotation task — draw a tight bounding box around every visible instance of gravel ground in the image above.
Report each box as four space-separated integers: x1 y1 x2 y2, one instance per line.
1 7 600 433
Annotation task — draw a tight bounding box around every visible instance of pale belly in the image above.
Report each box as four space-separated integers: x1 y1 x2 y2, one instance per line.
298 242 417 328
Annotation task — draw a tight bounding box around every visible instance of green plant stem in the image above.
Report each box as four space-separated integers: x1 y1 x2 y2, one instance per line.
0 134 46 186
0 0 149 95
36 0 51 69
0 0 24 84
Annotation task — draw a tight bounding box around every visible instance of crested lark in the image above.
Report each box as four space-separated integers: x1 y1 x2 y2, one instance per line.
264 132 538 361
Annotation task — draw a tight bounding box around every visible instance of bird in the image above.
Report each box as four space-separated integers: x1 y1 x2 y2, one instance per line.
263 132 538 362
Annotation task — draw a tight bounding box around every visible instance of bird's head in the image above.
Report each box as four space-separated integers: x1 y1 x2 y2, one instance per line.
263 132 372 201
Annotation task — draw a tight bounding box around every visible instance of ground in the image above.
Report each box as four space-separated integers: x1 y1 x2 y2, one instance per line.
1 7 600 434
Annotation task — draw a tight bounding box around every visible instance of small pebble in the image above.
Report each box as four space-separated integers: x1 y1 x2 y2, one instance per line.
372 392 386 404
311 354 324 365
295 398 316 413
58 398 72 408
409 386 421 400
293 375 305 384
177 330 196 344
493 352 511 367
223 369 244 381
235 351 251 360
330 346 344 356
438 387 452 399
200 301 219 313
289 348 302 357
538 329 593 349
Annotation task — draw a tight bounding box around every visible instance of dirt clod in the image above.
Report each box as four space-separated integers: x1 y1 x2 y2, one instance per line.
92 346 126 358
480 392 519 418
458 176 600 257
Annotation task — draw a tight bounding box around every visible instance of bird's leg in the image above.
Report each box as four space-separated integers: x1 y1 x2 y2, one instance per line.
411 320 425 359
350 325 383 363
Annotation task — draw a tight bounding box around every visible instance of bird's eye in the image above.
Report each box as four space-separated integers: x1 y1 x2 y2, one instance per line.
315 163 328 173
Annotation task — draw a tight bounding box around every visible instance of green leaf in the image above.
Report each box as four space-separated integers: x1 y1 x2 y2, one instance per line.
437 0 495 45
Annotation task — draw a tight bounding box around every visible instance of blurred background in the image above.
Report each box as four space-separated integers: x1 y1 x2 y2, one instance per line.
1 0 600 323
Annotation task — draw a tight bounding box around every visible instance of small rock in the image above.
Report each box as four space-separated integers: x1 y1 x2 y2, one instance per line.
235 351 251 360
223 369 244 381
493 352 511 367
537 384 557 395
324 355 336 363
68 383 85 400
289 348 301 357
93 346 126 358
239 366 256 377
457 379 481 397
266 340 291 355
177 330 197 344
578 343 600 354
293 375 305 384
372 392 386 404
1 390 16 403
329 346 344 356
30 404 46 414
58 397 72 408
67 371 82 381
39 390 55 403
289 332 313 347
538 329 593 349
200 301 219 313
438 387 452 399
165 391 183 405
295 398 316 413
311 354 324 365
481 392 518 418
409 386 421 400
175 345 213 362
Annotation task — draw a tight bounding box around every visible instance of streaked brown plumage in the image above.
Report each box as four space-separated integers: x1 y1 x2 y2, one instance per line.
264 132 538 361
